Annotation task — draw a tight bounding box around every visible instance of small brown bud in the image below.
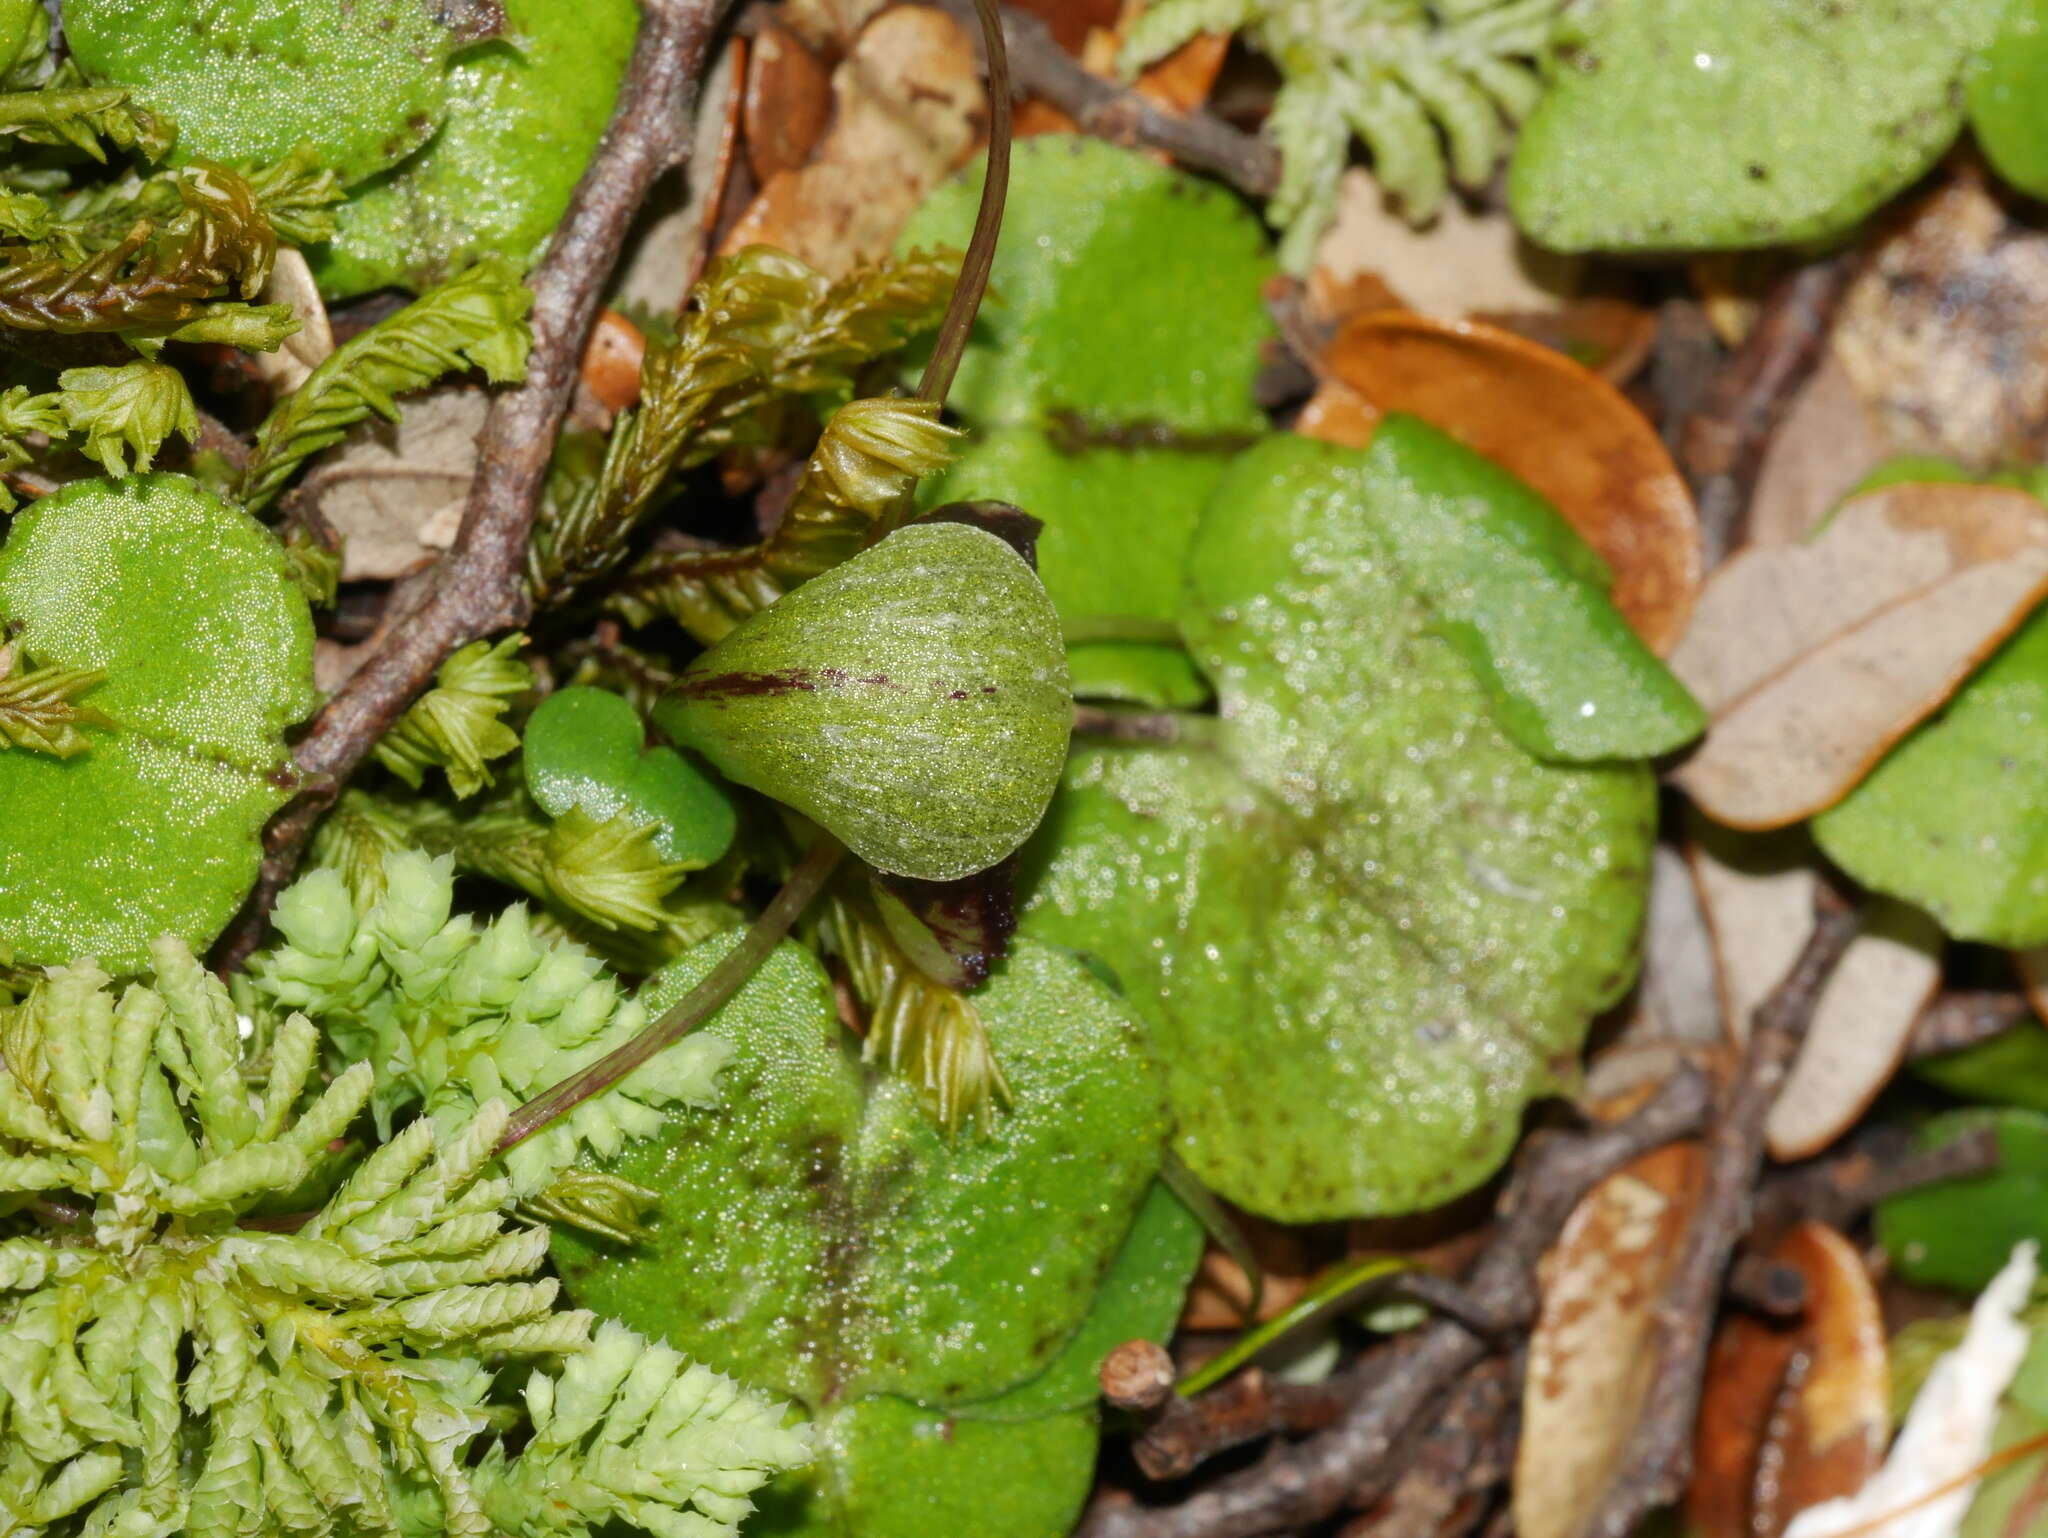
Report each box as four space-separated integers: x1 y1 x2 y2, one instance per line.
1099 1338 1176 1412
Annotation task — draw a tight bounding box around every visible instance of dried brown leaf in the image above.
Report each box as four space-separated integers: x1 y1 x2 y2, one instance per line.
1687 821 1942 1160
720 5 986 277
1690 1224 1889 1538
251 247 334 395
743 24 834 185
1670 482 2048 829
1747 352 1893 548
1309 309 1702 653
302 386 486 580
1517 1142 1709 1538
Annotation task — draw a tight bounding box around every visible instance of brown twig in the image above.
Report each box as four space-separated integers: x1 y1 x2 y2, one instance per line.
1131 1366 1354 1481
934 0 1280 200
1578 893 1861 1538
1677 257 1854 568
1907 990 2031 1060
1749 1121 2003 1244
1338 1355 1519 1538
1077 1066 1714 1538
213 0 732 965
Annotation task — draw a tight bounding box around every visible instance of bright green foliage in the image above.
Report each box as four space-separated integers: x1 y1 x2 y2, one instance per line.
1023 434 1659 1220
538 246 958 619
54 361 197 476
1914 1020 2048 1115
0 474 315 970
655 521 1072 883
248 849 732 1196
612 394 961 643
373 634 532 798
0 643 111 759
61 0 469 185
1813 611 2048 947
0 945 808 1538
755 1398 1098 1538
556 936 1186 1535
897 140 1274 431
0 0 39 78
239 258 534 514
1956 1325 2048 1538
524 686 738 870
1970 0 2048 199
1876 1110 2048 1293
0 74 170 163
315 0 640 296
1122 0 1564 269
554 937 1170 1409
1356 416 1702 760
1508 0 2005 252
918 427 1220 708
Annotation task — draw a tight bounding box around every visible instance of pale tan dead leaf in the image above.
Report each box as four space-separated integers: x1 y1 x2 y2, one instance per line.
1670 483 2048 828
1690 1223 1889 1538
1516 1142 1708 1538
1686 820 1942 1160
1835 172 2048 470
1178 1213 1319 1330
1310 310 1702 652
780 0 891 51
720 5 985 277
1582 845 1726 1110
304 387 487 581
612 38 743 316
251 248 334 394
1311 171 1582 321
1783 1242 2036 1538
1748 352 1893 548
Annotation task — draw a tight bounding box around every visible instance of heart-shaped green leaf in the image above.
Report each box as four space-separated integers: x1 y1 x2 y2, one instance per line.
919 426 1221 708
0 474 315 969
63 0 471 185
1970 0 2048 201
1508 0 2004 252
552 936 1169 1411
313 0 638 296
1022 434 1658 1220
653 521 1072 882
1813 610 2048 946
524 685 736 869
897 138 1275 433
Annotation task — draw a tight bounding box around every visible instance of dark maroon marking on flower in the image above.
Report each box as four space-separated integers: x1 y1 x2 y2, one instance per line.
671 668 819 700
877 856 1020 988
948 689 969 700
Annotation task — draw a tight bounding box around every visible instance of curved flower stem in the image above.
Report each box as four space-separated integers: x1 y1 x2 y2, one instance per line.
497 835 846 1156
915 0 1011 407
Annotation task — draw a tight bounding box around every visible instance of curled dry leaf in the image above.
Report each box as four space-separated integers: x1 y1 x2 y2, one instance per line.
1304 310 1701 653
743 23 834 185
1834 173 2048 471
580 309 646 416
720 4 986 277
304 386 488 581
1690 1223 1890 1538
250 248 335 395
1688 820 1943 1160
1515 1141 1709 1538
1178 1213 1320 1330
1669 482 2048 830
1783 1243 2038 1538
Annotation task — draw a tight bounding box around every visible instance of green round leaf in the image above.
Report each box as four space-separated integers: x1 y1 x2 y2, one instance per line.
898 138 1275 432
1508 0 2004 252
313 0 638 296
1915 1020 2048 1113
918 426 1220 709
1970 0 2048 200
552 936 1169 1411
1813 611 2048 947
754 1397 1097 1538
1022 435 1659 1220
1876 1109 2048 1292
62 0 467 184
523 685 736 869
0 474 316 969
654 521 1072 883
